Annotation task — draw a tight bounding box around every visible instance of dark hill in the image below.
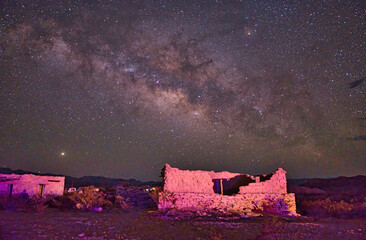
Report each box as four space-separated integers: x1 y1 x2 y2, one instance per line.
301 175 366 194
0 168 160 188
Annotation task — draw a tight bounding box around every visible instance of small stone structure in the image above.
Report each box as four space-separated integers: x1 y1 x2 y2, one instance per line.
158 164 297 217
0 174 65 197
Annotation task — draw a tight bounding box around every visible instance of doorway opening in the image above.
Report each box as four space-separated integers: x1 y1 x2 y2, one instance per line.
213 175 255 195
39 184 45 197
9 184 13 197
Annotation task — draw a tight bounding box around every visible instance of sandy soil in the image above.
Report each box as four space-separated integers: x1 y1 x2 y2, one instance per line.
0 209 365 240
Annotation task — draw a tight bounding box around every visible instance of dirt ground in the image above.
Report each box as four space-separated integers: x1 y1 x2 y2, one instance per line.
0 209 365 240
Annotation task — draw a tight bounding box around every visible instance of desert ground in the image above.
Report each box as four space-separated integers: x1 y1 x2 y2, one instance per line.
0 209 365 240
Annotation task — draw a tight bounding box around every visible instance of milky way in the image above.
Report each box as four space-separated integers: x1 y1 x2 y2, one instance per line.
1 1 365 181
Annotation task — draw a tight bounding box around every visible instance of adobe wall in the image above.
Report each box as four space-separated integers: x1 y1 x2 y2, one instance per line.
239 168 287 194
162 164 214 194
208 171 243 180
0 174 65 197
159 165 297 216
162 164 254 194
158 192 297 217
162 164 287 195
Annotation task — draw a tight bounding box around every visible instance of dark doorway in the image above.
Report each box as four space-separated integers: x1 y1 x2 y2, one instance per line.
39 184 45 197
213 179 225 194
9 184 13 197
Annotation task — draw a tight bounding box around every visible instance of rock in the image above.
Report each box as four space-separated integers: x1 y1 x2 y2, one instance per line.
92 207 103 212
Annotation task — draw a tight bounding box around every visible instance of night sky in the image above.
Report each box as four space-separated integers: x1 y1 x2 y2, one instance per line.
1 1 365 181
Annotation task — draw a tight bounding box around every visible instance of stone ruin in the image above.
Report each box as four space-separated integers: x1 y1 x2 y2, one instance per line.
158 164 297 217
0 174 65 197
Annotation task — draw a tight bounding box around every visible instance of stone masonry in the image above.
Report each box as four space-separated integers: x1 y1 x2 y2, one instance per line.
158 164 297 217
0 174 65 197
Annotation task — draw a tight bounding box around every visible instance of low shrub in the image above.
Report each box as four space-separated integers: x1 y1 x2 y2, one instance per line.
114 195 133 209
148 187 160 206
0 195 48 212
53 186 113 211
253 198 289 217
298 196 366 219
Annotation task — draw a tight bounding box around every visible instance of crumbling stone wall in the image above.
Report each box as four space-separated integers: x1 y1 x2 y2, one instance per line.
239 168 287 194
208 171 243 180
158 192 297 217
0 174 65 197
158 165 298 217
162 164 214 194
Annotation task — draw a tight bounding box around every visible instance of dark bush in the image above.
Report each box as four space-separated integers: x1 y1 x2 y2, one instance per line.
52 186 113 211
297 196 366 219
0 195 48 212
